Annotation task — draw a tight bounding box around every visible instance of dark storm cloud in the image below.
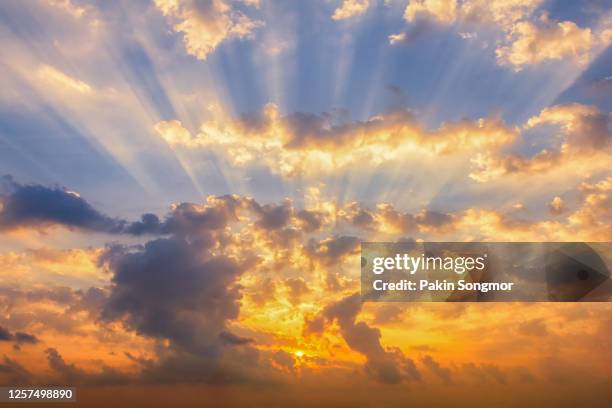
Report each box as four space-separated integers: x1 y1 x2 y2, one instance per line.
305 293 420 384
100 220 257 382
0 175 125 233
99 236 254 358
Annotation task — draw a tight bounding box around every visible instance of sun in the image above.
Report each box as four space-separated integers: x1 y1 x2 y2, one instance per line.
294 350 304 358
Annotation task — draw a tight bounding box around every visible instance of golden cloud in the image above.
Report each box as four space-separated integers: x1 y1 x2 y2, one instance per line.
35 65 92 94
155 103 517 178
404 0 458 24
496 18 599 70
402 1 610 70
154 0 263 60
404 0 541 30
332 0 370 21
470 103 611 182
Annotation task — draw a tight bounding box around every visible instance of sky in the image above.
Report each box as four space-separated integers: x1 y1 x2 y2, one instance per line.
0 0 611 406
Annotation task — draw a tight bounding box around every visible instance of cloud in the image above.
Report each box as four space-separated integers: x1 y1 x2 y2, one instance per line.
404 0 542 30
404 0 457 24
0 177 245 237
3 172 610 247
525 103 611 150
250 200 293 230
339 202 455 234
455 180 612 241
0 325 38 346
388 20 436 45
100 237 251 356
305 236 360 265
332 0 370 20
45 348 130 385
0 356 31 384
47 0 87 18
284 278 310 306
388 31 407 44
402 1 609 69
127 195 245 236
548 196 565 215
0 326 13 341
421 355 452 384
0 176 125 233
305 293 420 384
0 173 611 390
470 103 611 182
516 319 548 337
496 18 598 70
154 0 263 60
155 104 517 178
36 64 92 94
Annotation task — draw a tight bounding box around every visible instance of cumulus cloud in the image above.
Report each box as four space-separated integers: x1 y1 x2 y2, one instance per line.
100 237 251 355
332 0 370 20
154 0 263 60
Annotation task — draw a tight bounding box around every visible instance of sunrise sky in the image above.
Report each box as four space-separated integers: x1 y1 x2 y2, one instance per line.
0 0 611 406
